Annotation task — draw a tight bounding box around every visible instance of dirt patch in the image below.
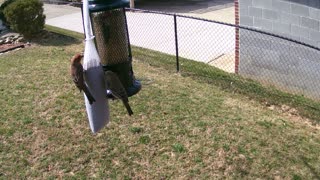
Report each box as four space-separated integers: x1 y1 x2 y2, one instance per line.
224 97 320 130
267 104 320 130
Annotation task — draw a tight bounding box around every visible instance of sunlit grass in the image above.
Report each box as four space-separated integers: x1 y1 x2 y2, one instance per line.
0 28 319 179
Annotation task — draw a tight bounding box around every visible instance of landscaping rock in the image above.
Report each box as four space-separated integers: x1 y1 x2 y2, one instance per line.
0 32 24 44
16 37 24 43
13 35 20 41
5 37 11 43
0 32 26 54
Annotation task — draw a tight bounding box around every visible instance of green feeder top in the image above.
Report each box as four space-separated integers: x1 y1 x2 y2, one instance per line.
89 0 130 12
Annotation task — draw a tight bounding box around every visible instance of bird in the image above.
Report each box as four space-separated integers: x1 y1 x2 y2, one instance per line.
105 71 133 116
70 53 96 104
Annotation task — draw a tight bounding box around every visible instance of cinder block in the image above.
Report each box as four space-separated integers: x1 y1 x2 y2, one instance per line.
240 15 254 26
303 47 320 62
300 17 320 31
290 44 320 62
271 39 293 53
239 0 253 6
300 37 317 47
303 82 320 100
245 35 274 50
310 7 320 20
307 49 320 62
298 60 320 79
280 12 300 25
238 54 253 69
291 25 310 38
240 6 249 16
273 21 291 34
253 0 272 9
250 49 281 66
279 53 300 67
263 69 289 80
249 6 262 18
289 45 305 59
274 32 293 40
249 30 275 41
242 45 264 58
282 75 306 92
254 17 273 31
238 58 262 76
272 0 291 13
263 49 281 60
309 29 320 41
287 34 301 42
308 0 320 9
263 9 279 20
291 3 309 16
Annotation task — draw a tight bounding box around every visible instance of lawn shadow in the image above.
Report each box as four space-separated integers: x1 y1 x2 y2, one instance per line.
135 0 234 13
31 30 82 47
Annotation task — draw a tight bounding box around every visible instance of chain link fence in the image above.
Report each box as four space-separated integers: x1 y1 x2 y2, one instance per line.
42 0 320 101
126 9 236 73
126 8 320 101
239 29 320 100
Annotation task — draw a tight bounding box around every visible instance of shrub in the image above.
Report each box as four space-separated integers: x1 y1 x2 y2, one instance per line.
3 0 46 39
0 0 16 24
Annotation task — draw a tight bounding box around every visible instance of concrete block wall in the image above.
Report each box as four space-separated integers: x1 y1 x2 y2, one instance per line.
239 0 320 47
237 0 320 100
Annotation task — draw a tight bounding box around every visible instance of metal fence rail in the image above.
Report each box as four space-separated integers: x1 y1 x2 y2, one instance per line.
42 0 320 100
126 8 320 100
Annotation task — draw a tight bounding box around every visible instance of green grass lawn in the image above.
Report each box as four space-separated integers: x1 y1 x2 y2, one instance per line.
0 28 319 179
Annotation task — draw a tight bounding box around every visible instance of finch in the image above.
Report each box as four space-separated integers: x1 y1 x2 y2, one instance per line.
70 53 96 104
105 71 133 116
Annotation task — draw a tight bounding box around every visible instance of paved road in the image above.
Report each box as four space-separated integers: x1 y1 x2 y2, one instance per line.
44 4 84 33
44 4 235 69
135 0 234 13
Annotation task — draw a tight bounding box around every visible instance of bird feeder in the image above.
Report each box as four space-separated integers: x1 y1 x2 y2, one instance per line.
88 0 141 97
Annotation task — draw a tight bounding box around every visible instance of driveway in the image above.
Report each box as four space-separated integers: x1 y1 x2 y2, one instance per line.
44 4 84 33
126 11 235 65
44 3 235 72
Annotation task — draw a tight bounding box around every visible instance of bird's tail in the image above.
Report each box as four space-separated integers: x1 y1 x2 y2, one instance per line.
83 86 96 104
123 101 133 116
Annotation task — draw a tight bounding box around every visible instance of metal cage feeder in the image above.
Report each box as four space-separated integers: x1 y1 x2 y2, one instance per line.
87 0 141 97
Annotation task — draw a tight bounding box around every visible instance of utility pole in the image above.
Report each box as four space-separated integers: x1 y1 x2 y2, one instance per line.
130 0 134 8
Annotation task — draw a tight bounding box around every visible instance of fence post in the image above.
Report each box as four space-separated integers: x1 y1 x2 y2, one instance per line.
174 14 180 72
234 0 240 74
